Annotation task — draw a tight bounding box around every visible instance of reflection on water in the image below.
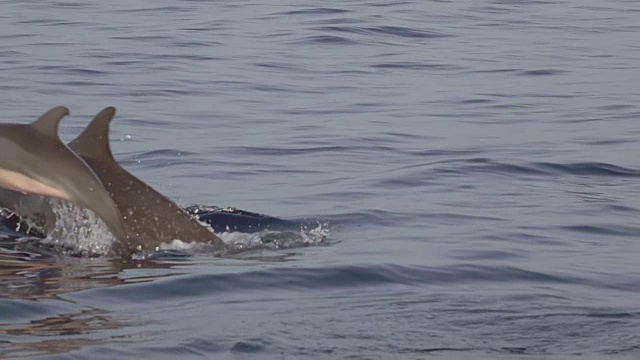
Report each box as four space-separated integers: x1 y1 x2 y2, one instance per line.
0 309 118 357
0 239 180 357
3 308 119 337
0 239 178 300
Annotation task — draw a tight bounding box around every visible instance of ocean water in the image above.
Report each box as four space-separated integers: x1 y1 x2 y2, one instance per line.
1 0 640 358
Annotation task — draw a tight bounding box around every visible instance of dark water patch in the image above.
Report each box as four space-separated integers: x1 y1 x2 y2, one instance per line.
466 68 519 74
0 34 35 41
47 80 113 88
112 6 187 14
564 111 640 124
110 35 172 41
448 249 524 261
432 158 640 179
494 0 560 5
373 173 446 188
381 131 429 140
124 88 196 97
231 340 267 353
50 1 93 8
62 68 107 76
578 138 638 146
406 149 480 158
305 17 365 26
368 1 414 7
103 60 145 66
535 162 640 177
604 204 640 213
250 84 297 93
299 35 360 45
171 39 224 48
16 19 87 27
393 345 480 355
277 8 350 16
598 104 635 111
457 98 495 105
517 69 567 76
253 61 302 72
560 224 640 237
19 41 70 47
371 62 462 71
368 26 452 39
587 311 636 319
315 25 452 39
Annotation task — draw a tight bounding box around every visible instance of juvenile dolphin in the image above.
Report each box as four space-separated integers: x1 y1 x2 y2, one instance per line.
68 107 223 250
0 107 131 251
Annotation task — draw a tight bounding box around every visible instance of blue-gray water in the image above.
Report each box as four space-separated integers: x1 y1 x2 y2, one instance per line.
1 0 640 358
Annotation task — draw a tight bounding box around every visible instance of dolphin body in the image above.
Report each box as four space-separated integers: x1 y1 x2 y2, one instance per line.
68 107 223 250
0 107 131 252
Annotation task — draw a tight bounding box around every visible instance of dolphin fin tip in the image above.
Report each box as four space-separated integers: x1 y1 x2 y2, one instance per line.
31 106 70 136
69 106 117 161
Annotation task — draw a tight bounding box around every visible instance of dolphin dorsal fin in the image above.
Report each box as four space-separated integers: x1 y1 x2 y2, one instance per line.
69 107 117 162
31 106 70 137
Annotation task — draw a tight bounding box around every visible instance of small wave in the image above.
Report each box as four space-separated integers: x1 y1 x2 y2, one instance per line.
315 25 452 39
277 8 350 16
430 158 640 178
91 263 582 302
560 224 640 237
371 62 461 71
300 35 360 45
517 69 567 76
534 162 640 177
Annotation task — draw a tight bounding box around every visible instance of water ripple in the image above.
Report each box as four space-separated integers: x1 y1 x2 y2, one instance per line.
92 264 584 303
314 25 452 39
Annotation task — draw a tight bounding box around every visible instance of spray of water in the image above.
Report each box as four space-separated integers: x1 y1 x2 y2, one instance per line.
40 199 114 256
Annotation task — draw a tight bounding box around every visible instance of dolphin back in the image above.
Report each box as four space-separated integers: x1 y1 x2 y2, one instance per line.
70 107 223 251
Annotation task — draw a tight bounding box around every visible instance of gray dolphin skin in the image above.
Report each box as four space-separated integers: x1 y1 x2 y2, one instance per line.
0 107 131 252
68 107 223 250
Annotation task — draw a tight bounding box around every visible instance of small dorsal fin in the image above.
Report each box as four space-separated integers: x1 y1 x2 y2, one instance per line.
69 107 116 161
30 106 70 137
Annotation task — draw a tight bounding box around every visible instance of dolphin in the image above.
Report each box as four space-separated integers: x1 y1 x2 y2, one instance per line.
68 107 223 250
0 107 131 253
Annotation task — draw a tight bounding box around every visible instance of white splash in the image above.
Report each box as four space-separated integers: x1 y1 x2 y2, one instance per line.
158 221 330 253
39 199 115 256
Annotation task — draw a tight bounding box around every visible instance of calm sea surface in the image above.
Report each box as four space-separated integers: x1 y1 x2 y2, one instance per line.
1 0 640 358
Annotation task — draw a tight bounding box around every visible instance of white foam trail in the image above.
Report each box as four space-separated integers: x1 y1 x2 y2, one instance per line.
158 221 330 253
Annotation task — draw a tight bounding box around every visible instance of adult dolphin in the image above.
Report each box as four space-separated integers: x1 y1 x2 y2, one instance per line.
68 107 223 250
0 107 132 253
